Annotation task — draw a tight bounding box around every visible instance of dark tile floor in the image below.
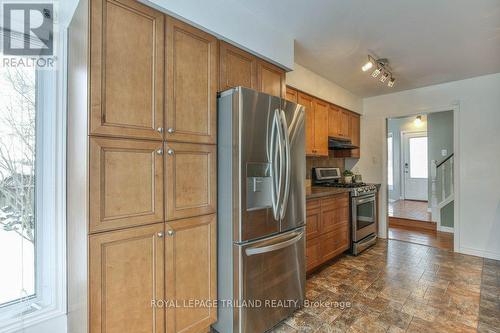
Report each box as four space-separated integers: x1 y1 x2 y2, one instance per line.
270 239 500 333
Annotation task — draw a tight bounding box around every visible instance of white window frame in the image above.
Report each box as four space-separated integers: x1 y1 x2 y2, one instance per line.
0 50 66 333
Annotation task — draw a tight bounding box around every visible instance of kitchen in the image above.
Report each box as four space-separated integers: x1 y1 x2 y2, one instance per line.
2 1 499 333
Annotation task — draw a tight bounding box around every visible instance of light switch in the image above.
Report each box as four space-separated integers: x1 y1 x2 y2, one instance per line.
441 149 447 157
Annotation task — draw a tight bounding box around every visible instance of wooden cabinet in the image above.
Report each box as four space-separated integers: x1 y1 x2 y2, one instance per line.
340 109 351 139
165 214 217 333
218 42 286 98
89 137 164 233
219 41 257 91
165 17 218 144
89 223 165 333
90 0 164 140
298 92 329 157
328 105 341 138
165 142 217 221
349 113 360 158
312 99 329 156
297 92 315 155
305 193 350 272
285 86 298 103
257 59 286 98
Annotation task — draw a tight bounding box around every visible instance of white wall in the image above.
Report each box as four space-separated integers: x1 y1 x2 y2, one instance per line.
286 63 363 113
354 73 500 260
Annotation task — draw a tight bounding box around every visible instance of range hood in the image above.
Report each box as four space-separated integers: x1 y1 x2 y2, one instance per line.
328 137 359 150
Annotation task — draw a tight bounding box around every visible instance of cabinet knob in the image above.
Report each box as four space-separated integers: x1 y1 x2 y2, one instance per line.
157 232 164 238
167 128 175 134
156 148 163 155
167 230 175 236
157 127 164 134
167 148 174 156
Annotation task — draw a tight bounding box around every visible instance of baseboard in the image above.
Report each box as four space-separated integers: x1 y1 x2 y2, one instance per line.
459 246 500 261
437 226 454 233
427 207 432 213
388 199 397 203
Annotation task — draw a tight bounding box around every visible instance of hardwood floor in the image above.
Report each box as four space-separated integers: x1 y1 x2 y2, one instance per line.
270 239 498 333
388 226 453 251
389 200 432 222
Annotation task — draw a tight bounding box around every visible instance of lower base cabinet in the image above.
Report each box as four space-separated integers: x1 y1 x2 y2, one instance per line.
166 214 217 333
306 193 350 272
89 214 217 333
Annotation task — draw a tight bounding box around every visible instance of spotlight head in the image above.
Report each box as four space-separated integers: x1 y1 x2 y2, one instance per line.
380 72 390 82
371 68 381 78
362 61 373 72
388 77 396 87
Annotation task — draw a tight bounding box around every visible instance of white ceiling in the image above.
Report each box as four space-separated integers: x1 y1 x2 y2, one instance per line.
238 0 500 97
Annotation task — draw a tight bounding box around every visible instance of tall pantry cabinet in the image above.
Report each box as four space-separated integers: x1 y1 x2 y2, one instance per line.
68 0 217 332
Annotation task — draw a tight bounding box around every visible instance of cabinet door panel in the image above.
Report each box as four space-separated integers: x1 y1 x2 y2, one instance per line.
328 105 341 138
306 237 321 272
165 215 217 333
340 110 351 139
166 18 217 144
350 113 360 158
320 225 349 261
285 87 298 103
306 203 321 240
298 93 315 156
90 0 164 140
89 223 165 333
219 41 257 91
257 60 286 98
313 99 329 156
90 137 164 233
165 142 216 220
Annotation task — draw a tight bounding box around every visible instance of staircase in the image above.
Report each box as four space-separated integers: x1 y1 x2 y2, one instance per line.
430 153 454 232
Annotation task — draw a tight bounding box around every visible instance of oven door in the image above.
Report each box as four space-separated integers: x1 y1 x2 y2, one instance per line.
352 194 377 241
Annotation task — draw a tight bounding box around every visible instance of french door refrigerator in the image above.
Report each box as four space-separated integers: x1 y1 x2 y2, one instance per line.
214 87 306 333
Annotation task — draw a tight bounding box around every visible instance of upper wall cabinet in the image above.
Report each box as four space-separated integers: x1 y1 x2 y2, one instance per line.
297 92 315 155
90 0 164 140
218 42 286 98
257 59 286 98
165 18 218 145
349 113 360 158
285 87 298 103
219 41 257 91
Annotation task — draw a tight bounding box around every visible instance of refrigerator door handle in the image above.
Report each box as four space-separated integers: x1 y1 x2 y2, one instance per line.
245 231 304 256
279 110 291 220
270 109 283 221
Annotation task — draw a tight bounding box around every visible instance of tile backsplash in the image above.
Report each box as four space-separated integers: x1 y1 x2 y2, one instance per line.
306 153 345 179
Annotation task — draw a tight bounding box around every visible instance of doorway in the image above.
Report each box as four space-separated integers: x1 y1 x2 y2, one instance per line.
386 112 454 251
402 131 428 201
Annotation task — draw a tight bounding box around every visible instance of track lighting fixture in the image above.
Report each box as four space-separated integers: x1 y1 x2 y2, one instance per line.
361 55 396 88
380 72 390 83
387 77 396 87
361 56 374 72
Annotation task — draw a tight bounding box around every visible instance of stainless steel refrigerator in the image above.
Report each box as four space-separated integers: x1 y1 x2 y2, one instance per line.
214 87 306 333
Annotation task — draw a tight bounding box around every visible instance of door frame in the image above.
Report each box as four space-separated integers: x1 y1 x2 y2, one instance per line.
384 103 460 252
400 130 428 201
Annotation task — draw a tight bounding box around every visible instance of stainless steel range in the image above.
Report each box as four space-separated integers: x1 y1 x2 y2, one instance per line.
313 167 378 255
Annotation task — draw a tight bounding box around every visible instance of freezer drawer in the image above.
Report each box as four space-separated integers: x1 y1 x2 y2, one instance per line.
236 228 305 333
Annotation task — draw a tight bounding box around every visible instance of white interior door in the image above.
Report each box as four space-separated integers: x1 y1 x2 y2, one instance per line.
403 132 428 201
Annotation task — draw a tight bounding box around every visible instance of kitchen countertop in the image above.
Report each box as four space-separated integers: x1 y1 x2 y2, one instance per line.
306 186 351 200
306 183 381 200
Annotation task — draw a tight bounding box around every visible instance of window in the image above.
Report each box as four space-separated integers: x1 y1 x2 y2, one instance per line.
409 136 428 178
0 53 64 331
387 134 393 189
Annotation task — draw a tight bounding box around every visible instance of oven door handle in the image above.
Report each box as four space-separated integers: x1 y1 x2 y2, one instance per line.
355 196 376 205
